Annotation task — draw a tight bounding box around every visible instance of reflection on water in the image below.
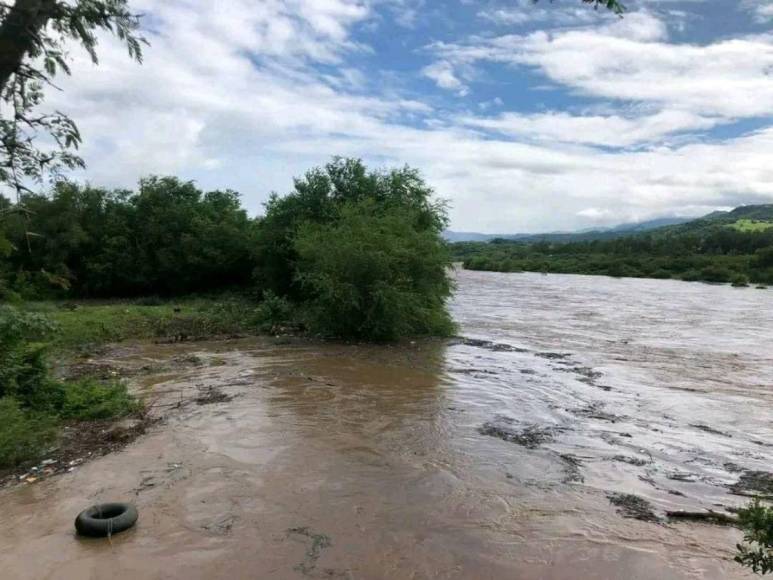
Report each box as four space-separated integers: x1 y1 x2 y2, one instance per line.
0 270 770 579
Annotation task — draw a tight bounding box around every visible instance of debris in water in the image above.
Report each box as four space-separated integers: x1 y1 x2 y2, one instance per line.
667 471 699 483
607 493 660 522
450 337 528 353
559 454 584 483
612 455 649 467
556 366 603 382
535 351 571 360
195 386 233 405
666 510 739 526
203 514 237 535
690 424 732 437
478 419 559 449
729 470 773 498
569 402 621 423
723 462 745 473
287 527 333 576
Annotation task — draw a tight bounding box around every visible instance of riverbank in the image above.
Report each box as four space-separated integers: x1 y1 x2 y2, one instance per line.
0 296 293 477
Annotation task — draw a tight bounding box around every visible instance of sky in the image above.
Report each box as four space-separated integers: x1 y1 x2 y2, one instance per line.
46 0 773 233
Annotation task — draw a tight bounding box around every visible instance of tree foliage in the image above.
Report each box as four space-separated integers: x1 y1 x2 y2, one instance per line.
295 200 454 341
456 224 773 285
254 158 454 340
1 158 455 341
736 499 773 575
0 0 144 195
253 157 448 299
1 177 257 297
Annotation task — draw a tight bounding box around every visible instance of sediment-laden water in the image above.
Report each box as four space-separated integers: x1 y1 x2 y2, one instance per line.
0 270 770 579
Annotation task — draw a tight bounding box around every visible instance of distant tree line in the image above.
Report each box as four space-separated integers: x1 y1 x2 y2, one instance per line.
455 227 773 287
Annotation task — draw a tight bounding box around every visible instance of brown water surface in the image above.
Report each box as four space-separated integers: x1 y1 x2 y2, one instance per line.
1 270 771 579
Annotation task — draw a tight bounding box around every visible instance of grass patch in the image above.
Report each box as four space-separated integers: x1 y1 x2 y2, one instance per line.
728 219 773 233
22 295 272 353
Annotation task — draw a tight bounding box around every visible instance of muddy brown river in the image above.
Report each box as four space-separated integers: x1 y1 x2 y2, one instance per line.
1 270 771 579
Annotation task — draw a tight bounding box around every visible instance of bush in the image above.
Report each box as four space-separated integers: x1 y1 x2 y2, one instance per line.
700 265 733 283
60 379 137 421
755 247 773 268
0 398 58 468
0 305 140 467
294 200 455 341
254 290 292 330
731 274 750 287
0 305 61 410
735 499 773 575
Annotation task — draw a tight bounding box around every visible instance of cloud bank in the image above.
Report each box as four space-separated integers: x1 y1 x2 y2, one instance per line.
41 0 773 232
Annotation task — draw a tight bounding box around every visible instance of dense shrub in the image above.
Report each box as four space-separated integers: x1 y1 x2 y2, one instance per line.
60 379 137 421
736 499 773 575
731 274 750 287
700 265 733 283
1 178 258 298
295 201 454 341
254 291 293 331
456 228 773 286
0 398 58 468
253 157 447 300
0 305 60 410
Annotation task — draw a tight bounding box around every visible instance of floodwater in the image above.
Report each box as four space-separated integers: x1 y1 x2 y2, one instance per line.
1 270 771 579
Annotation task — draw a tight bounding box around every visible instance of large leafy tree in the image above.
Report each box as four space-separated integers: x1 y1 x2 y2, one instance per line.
0 0 144 197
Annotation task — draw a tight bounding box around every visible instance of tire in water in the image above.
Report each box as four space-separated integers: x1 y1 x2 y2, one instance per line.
75 503 138 537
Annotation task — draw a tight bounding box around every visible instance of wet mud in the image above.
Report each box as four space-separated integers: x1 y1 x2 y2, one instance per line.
0 270 771 579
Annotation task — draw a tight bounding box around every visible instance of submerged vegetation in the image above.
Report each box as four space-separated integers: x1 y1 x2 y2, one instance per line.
455 205 773 286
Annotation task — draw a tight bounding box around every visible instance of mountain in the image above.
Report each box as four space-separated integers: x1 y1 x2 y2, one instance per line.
447 205 773 245
608 216 693 233
665 204 773 233
444 215 692 244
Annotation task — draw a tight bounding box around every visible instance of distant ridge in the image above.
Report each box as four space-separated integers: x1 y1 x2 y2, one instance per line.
446 204 773 244
444 215 692 243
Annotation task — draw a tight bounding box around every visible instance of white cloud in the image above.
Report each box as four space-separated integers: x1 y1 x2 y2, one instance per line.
751 2 773 22
478 1 605 27
459 109 720 147
37 2 773 233
428 12 773 119
421 60 469 95
577 207 615 221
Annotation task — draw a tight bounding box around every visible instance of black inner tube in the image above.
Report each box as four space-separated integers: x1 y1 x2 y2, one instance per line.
92 505 126 519
75 502 138 537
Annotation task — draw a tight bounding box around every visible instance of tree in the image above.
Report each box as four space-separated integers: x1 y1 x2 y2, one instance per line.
0 0 144 196
294 199 455 341
1 178 258 297
253 157 447 299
